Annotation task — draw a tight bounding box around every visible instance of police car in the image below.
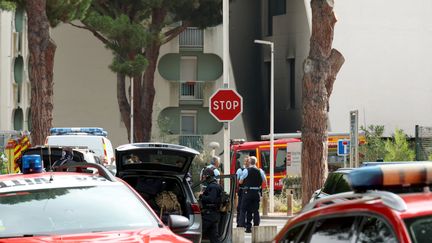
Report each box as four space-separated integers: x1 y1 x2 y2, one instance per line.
274 163 432 243
0 155 191 242
46 127 115 167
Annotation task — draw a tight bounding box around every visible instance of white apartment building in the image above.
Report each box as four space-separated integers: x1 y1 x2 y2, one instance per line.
0 9 31 132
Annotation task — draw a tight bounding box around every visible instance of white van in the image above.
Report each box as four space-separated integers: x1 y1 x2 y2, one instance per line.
45 127 115 166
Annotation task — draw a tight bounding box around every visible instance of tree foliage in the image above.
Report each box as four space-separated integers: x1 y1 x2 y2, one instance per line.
73 0 222 142
359 125 386 162
360 125 415 162
384 128 415 161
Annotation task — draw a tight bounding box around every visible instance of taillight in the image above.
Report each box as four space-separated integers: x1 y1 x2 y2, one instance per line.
191 203 201 214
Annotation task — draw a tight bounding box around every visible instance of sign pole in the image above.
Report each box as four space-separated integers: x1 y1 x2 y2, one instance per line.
223 0 230 191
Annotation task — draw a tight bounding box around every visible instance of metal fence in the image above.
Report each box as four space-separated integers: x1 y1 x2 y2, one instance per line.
179 27 203 49
415 125 432 161
179 135 203 152
180 81 204 101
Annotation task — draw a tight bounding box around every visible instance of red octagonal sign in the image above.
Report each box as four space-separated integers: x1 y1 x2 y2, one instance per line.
209 89 243 122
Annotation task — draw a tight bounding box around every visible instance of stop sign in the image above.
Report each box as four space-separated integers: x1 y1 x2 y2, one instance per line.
209 89 243 122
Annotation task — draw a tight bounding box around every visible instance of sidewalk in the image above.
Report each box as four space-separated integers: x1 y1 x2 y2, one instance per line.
261 212 294 220
234 212 294 220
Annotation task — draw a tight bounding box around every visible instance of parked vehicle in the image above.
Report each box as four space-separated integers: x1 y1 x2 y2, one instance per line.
20 145 101 171
45 127 115 166
0 158 191 242
310 161 432 202
274 163 432 243
115 143 235 243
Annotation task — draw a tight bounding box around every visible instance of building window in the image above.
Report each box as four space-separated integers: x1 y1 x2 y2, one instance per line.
288 58 295 109
180 56 197 82
13 108 24 131
180 110 197 135
268 0 286 36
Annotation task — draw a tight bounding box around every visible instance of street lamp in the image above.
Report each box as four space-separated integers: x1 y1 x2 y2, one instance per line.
130 76 134 143
254 39 274 213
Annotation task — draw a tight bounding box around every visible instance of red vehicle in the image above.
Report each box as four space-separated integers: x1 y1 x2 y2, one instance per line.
230 135 366 191
274 163 432 243
230 138 302 191
0 155 190 243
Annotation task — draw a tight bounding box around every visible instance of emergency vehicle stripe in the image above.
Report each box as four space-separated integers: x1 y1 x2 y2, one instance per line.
102 138 108 163
13 136 31 173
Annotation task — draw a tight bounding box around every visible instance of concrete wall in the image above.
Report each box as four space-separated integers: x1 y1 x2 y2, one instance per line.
330 0 432 136
51 24 128 147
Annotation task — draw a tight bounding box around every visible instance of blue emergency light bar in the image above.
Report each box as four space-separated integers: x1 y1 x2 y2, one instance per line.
22 154 43 174
50 127 108 137
349 163 432 191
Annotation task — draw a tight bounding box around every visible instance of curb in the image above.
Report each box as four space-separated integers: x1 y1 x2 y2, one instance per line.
260 215 292 220
234 214 293 220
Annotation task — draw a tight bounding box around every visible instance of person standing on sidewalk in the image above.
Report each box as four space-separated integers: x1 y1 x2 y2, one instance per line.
200 167 223 243
238 156 267 233
235 155 250 227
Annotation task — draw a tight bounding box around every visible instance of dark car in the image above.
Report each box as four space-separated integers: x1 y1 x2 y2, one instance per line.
310 168 352 202
310 161 432 202
20 145 101 171
115 143 235 243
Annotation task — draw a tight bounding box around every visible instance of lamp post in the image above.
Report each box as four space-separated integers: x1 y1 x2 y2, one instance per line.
130 76 134 143
254 39 274 213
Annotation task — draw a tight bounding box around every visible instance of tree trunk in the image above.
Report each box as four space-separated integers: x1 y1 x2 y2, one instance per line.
301 0 345 206
134 8 166 142
26 0 55 145
139 43 159 142
116 73 131 141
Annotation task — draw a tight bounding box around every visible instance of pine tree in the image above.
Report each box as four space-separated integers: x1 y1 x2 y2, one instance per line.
72 0 222 142
301 0 344 205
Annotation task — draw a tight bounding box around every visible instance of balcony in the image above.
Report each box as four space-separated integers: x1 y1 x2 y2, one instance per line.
179 27 203 50
179 135 203 152
179 81 205 105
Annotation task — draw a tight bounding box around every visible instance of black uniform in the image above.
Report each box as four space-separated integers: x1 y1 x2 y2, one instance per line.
239 167 263 232
201 177 223 243
236 168 245 227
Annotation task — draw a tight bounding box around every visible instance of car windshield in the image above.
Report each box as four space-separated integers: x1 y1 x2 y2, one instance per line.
0 185 159 237
405 215 432 243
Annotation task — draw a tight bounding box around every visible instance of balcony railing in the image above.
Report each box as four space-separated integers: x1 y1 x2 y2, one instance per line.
179 27 203 49
180 81 204 102
179 135 203 151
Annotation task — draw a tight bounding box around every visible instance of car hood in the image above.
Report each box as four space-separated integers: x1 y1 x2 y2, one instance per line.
0 228 191 243
115 143 199 176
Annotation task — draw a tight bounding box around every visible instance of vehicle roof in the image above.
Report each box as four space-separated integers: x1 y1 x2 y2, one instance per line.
0 172 123 193
290 192 432 224
232 138 301 149
116 142 199 155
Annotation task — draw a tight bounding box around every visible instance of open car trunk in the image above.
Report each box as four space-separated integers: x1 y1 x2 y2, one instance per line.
121 174 192 224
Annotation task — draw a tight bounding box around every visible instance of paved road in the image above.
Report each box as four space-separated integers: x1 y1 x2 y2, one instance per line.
234 217 289 243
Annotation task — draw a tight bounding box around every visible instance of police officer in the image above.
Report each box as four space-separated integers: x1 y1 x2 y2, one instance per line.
238 156 267 233
200 167 223 243
201 156 221 180
235 155 249 227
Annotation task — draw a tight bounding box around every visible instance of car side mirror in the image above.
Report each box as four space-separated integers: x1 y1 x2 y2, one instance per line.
167 215 190 233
